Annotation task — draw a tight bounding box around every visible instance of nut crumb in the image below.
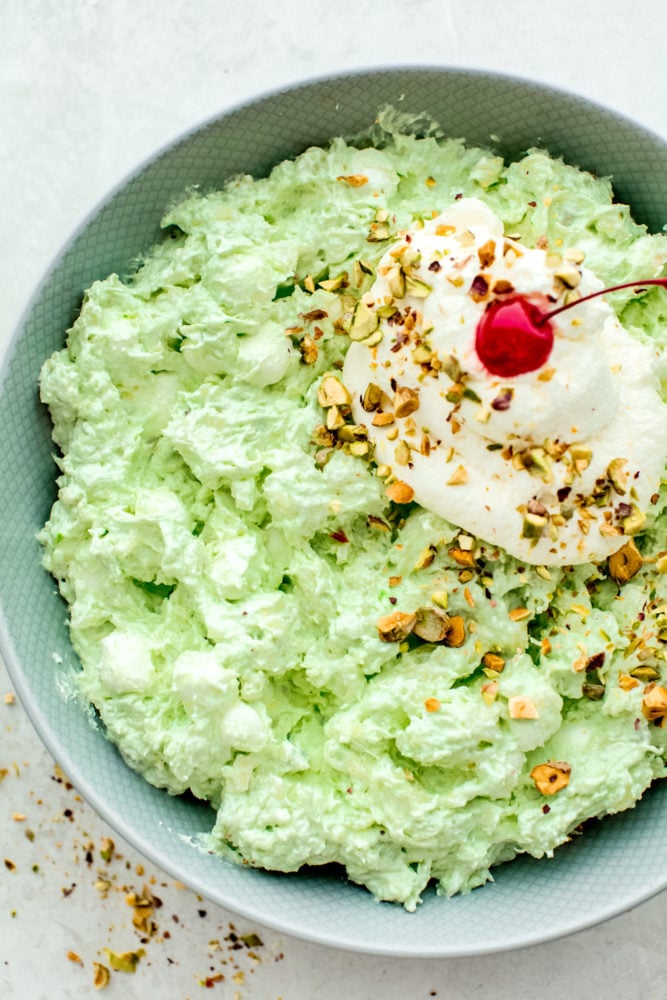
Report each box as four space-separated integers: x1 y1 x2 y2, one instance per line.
92 963 111 990
508 695 540 719
530 761 571 795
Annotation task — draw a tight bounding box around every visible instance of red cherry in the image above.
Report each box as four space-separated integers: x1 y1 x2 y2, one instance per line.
475 277 667 378
475 294 554 377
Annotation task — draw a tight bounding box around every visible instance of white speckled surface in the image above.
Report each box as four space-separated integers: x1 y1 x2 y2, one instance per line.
1 2 666 997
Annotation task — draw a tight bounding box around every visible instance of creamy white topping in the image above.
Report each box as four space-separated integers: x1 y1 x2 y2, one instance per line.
343 198 667 565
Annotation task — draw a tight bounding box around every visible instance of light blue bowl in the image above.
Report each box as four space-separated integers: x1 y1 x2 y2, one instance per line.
1 68 666 957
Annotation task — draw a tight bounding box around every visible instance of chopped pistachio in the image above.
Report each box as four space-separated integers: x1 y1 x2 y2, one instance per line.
508 695 540 719
447 465 468 486
443 615 466 647
412 344 434 364
93 963 111 990
477 239 496 268
630 665 660 683
336 173 369 187
608 539 643 584
318 274 345 292
404 275 432 298
361 382 384 412
448 546 475 568
298 334 318 365
414 606 451 643
367 223 391 243
622 504 646 535
377 610 417 642
326 404 345 431
393 385 420 418
641 684 667 723
618 673 641 691
394 439 411 466
103 949 145 973
431 590 448 609
569 444 592 473
312 424 335 448
526 448 552 479
361 328 383 347
336 423 368 443
349 300 379 342
530 761 571 795
372 410 396 427
607 457 629 495
481 681 499 705
482 652 505 673
414 545 437 571
386 480 415 504
440 354 462 382
99 837 115 863
522 512 549 538
553 264 581 288
317 374 351 408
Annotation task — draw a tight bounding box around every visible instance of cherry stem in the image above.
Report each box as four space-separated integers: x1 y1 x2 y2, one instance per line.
539 277 667 324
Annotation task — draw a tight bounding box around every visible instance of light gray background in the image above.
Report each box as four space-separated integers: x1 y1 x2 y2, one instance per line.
1 2 666 998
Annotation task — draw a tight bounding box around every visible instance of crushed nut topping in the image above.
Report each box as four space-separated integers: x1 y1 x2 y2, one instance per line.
443 615 466 647
393 385 420 418
413 606 451 643
482 652 505 673
447 465 468 486
377 611 416 642
608 539 643 584
641 685 667 724
386 480 415 504
337 174 369 186
92 963 111 990
414 545 437 570
530 761 572 795
317 375 351 408
508 695 540 719
298 335 318 365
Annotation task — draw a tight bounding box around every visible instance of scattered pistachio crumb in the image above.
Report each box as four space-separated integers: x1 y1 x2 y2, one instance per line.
92 963 111 990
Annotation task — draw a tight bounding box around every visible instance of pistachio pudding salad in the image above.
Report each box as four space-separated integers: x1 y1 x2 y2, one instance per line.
39 111 667 910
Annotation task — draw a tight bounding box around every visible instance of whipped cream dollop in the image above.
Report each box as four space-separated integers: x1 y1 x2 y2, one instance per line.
342 198 667 565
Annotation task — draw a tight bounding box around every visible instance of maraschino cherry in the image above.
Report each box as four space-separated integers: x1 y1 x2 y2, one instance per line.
475 278 667 377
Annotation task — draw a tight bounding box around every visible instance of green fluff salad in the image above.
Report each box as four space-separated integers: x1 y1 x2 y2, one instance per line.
39 110 667 909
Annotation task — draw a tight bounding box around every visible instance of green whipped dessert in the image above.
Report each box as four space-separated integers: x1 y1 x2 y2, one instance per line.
39 112 667 909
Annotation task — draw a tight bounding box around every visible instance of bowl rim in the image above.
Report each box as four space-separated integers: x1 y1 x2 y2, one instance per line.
2 64 667 958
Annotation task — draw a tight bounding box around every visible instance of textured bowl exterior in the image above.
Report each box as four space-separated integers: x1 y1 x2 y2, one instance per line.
1 68 666 957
